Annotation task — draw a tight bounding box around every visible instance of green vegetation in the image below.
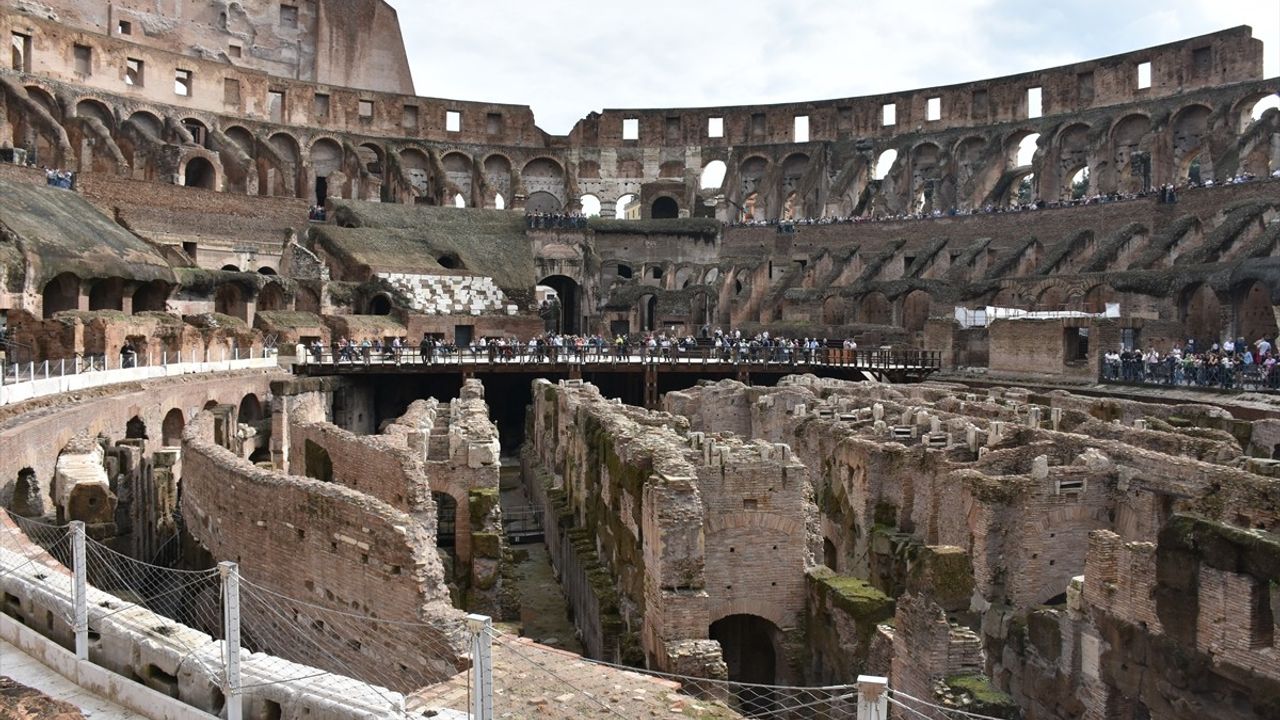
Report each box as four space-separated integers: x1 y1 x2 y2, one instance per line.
944 675 1019 718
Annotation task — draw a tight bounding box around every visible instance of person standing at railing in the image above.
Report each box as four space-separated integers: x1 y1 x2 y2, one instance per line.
119 342 137 369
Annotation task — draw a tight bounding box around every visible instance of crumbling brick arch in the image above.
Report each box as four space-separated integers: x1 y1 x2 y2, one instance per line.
1170 103 1215 183
1108 113 1153 194
308 135 346 205
161 408 185 447
398 146 433 202
87 277 125 311
1050 122 1094 200
482 153 513 208
41 272 81 319
179 154 220 190
858 291 892 325
1230 279 1278 344
73 97 115 132
821 295 847 325
237 393 263 424
900 289 932 334
257 282 287 312
441 151 475 205
131 280 171 313
990 286 1025 309
263 131 303 198
522 157 566 208
737 155 769 204
908 142 944 213
1035 284 1066 312
1179 281 1224 347
214 283 248 322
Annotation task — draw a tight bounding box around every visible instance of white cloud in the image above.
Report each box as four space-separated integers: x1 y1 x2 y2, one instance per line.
391 0 1279 135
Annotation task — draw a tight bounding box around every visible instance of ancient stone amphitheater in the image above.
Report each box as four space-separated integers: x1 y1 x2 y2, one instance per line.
0 2 1277 719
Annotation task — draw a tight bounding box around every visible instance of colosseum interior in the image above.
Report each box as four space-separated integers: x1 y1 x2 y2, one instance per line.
0 1 1278 719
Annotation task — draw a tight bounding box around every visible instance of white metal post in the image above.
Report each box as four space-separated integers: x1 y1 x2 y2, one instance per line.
71 521 88 660
219 561 242 720
856 675 888 720
466 614 494 720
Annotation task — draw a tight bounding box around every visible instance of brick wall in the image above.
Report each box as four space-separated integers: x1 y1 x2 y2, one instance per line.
181 411 467 689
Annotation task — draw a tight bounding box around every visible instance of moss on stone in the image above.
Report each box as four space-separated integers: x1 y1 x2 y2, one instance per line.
472 532 502 559
468 487 500 527
944 675 1018 718
809 567 895 624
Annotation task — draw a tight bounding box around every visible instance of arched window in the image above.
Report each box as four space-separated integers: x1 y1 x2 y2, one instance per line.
580 194 602 217
700 160 727 190
873 149 898 181
651 196 679 219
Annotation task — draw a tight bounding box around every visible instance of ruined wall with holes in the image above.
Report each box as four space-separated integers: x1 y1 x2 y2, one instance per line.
524 378 820 682
180 409 468 689
663 375 1280 718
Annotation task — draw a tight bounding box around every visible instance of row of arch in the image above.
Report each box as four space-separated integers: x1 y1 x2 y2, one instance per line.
39 272 317 320
812 278 1278 345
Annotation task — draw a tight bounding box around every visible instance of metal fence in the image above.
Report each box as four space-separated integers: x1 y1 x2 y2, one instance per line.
2 512 1013 720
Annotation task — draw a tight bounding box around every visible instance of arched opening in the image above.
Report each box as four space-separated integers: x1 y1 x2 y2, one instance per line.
700 160 727 190
1249 94 1280 121
302 439 333 483
1010 172 1035 207
493 193 506 210
710 614 780 714
540 275 581 334
1068 167 1090 200
741 193 760 222
823 538 838 570
132 280 170 313
257 283 286 312
873 149 898 181
181 118 209 148
525 191 562 213
580 194 602 217
689 291 714 330
399 148 431 199
126 416 147 440
822 296 845 325
214 284 247 321
1233 281 1278 345
310 138 343 206
434 492 457 549
220 264 241 272
651 196 679 219
161 408 185 446
11 468 39 517
257 267 277 276
859 292 891 325
88 278 125 311
453 193 466 208
639 294 658 332
368 294 392 316
75 99 115 131
616 264 633 279
615 193 638 219
1036 285 1065 312
1013 133 1040 167
204 400 220 410
238 394 263 424
901 290 931 334
295 286 321 313
782 192 799 221
1181 283 1221 348
42 273 80 319
183 157 216 189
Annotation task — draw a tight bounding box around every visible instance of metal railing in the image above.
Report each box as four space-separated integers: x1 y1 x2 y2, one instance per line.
297 344 942 372
0 346 278 406
1100 357 1280 393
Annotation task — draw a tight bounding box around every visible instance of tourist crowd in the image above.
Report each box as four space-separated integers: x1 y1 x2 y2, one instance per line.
45 168 74 189
726 173 1280 228
306 329 865 366
1102 336 1280 390
526 212 589 230
307 205 327 221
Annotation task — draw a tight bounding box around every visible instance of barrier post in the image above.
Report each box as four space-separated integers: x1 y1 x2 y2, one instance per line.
466 614 494 720
219 562 243 720
71 521 88 660
856 675 888 720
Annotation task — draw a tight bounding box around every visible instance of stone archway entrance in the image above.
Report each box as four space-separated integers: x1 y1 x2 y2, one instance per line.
540 275 581 334
710 613 781 714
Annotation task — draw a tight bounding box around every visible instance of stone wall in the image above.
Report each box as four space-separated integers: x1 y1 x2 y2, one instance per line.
181 410 467 689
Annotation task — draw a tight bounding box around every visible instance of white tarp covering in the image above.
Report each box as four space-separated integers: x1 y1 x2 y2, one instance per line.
954 303 1120 328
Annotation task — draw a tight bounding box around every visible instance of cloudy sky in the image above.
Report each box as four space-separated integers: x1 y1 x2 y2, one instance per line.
392 0 1279 135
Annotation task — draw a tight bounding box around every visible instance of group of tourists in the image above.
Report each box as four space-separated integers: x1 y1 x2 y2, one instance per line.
1102 336 1280 390
307 329 862 366
45 168 74 189
525 212 589 230
307 205 327 221
727 173 1279 228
